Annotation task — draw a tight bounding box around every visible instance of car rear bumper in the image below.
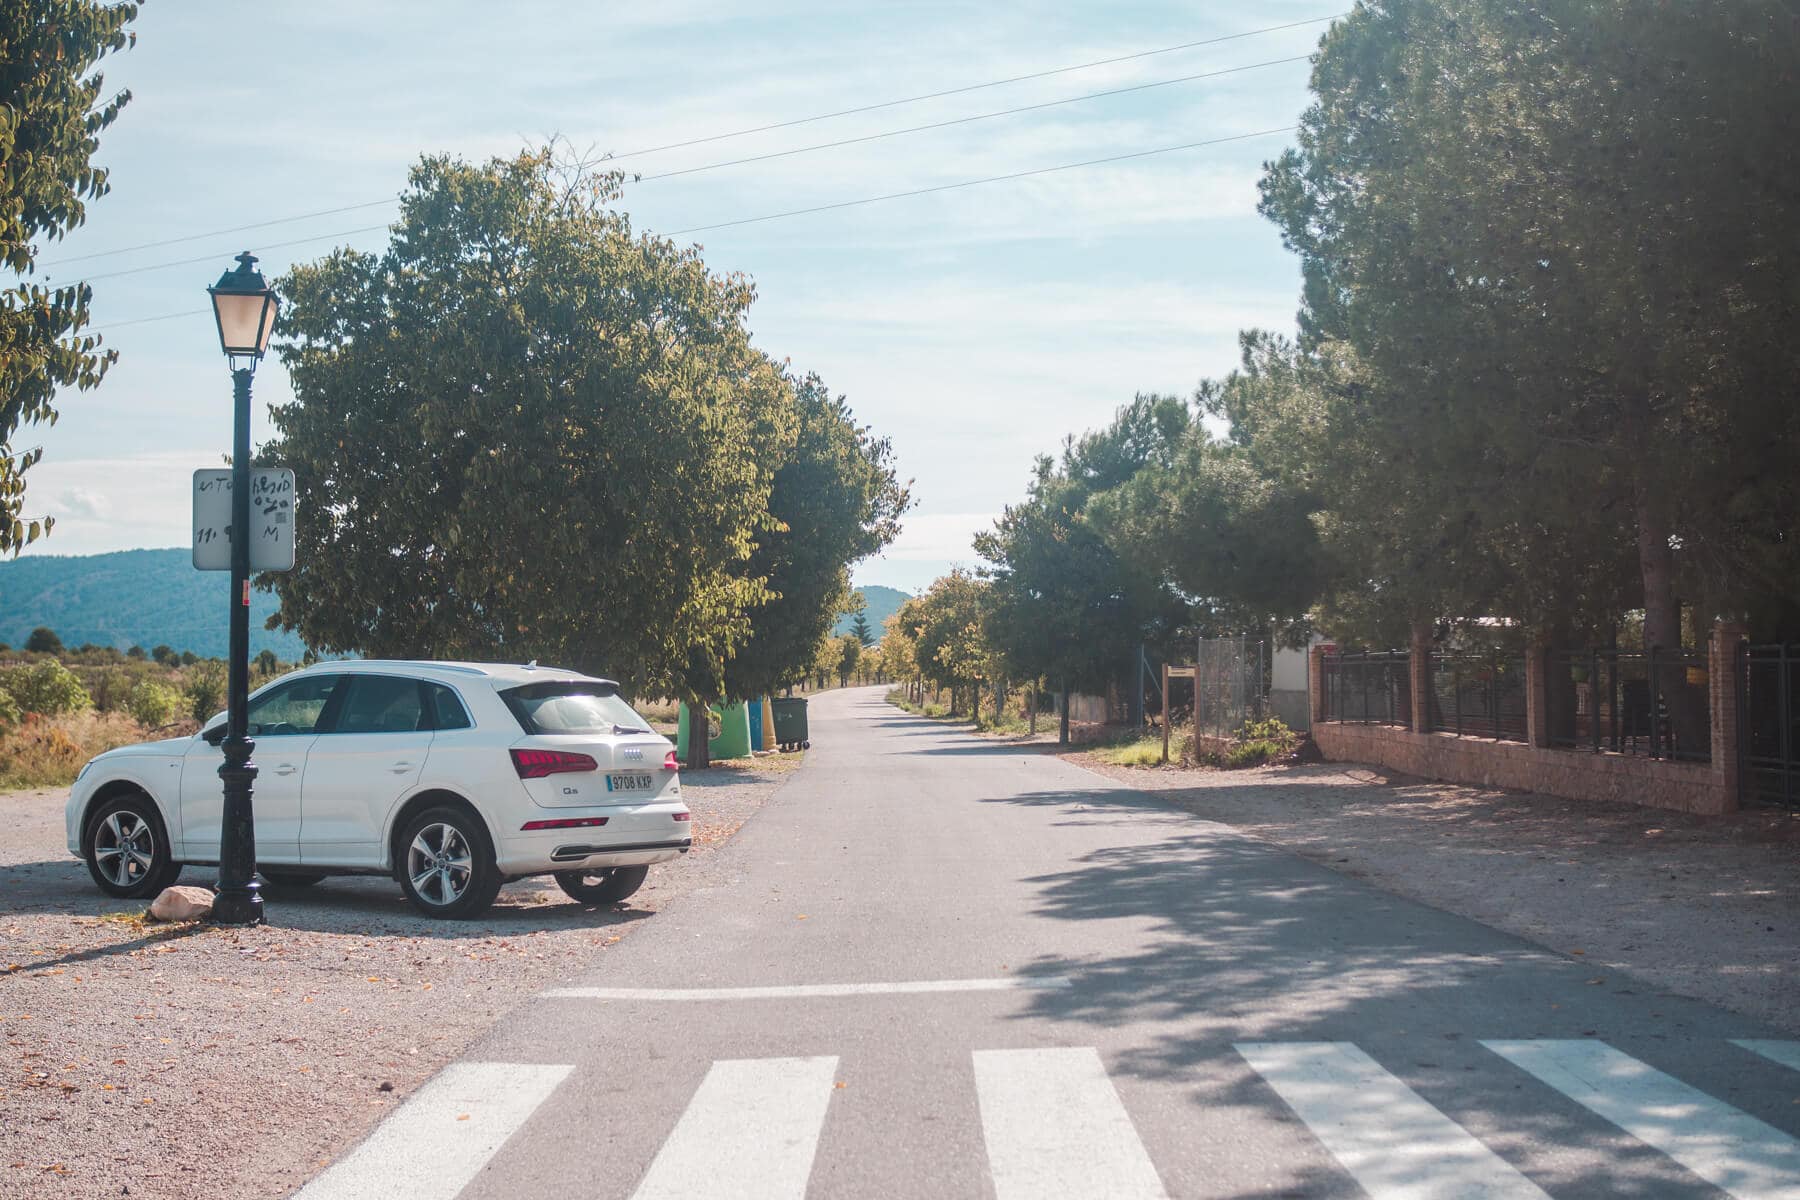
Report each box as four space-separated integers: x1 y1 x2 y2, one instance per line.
495 803 691 876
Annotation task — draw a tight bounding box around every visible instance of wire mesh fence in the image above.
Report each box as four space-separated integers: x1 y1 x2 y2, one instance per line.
1320 651 1411 729
1545 649 1711 763
1194 637 1268 740
1740 644 1800 807
1430 653 1528 742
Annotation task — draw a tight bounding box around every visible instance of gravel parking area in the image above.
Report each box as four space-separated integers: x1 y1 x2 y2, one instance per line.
1070 752 1800 1035
0 756 800 1199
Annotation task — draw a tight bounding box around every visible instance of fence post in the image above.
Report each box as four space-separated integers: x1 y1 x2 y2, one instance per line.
1308 643 1328 725
1525 634 1552 748
1409 622 1433 733
1710 620 1747 812
1161 662 1171 764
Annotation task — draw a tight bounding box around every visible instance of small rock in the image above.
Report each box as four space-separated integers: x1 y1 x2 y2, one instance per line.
148 886 214 922
377 1081 394 1092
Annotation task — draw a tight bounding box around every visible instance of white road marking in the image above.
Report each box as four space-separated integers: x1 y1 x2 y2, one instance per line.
541 975 1071 1000
1235 1042 1549 1199
293 1061 571 1200
1735 1041 1800 1075
973 1046 1169 1200
1485 1039 1800 1199
631 1056 838 1200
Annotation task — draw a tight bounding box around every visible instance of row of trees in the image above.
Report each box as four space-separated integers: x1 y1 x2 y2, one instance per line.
894 0 1800 724
261 150 909 766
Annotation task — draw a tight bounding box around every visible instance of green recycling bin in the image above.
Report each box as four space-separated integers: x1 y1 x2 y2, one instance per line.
770 697 810 750
676 700 753 761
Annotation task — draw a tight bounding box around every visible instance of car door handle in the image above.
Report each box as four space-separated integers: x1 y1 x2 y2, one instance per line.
272 764 299 776
389 762 414 774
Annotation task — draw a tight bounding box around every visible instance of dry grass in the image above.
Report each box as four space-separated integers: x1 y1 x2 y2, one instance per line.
0 710 147 790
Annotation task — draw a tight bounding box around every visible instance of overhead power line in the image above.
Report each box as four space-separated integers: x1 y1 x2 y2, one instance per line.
667 127 1294 235
66 55 1307 291
83 124 1296 332
43 13 1340 270
638 55 1309 184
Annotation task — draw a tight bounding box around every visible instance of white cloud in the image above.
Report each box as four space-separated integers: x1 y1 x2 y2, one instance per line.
16 452 216 558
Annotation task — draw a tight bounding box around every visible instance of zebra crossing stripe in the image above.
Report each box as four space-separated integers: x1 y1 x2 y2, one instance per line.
630 1056 839 1200
1235 1042 1549 1199
973 1047 1169 1200
1484 1039 1800 1200
293 1061 572 1200
1734 1041 1800 1075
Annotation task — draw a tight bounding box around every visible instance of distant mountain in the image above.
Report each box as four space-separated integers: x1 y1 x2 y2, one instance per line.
834 585 910 640
0 550 912 661
0 548 308 661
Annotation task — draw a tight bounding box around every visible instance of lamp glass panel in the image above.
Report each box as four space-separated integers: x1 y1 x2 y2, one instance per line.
214 291 271 355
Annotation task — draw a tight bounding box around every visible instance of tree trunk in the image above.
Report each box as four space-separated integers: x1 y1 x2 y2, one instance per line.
1030 681 1038 735
685 698 712 770
1636 481 1681 654
1059 682 1071 746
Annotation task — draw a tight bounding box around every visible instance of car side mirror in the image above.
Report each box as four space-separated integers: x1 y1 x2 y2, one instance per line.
201 724 227 746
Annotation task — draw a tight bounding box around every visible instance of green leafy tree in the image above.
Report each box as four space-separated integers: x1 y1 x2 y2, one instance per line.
262 150 798 755
149 644 173 665
184 660 225 722
126 678 179 727
911 569 993 718
254 648 279 676
0 658 89 715
976 395 1190 720
1258 0 1800 644
714 373 909 733
0 1 139 551
23 626 62 654
849 612 874 649
836 634 861 688
126 644 145 660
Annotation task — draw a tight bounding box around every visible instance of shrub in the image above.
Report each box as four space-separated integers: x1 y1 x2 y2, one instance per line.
0 689 19 730
127 679 181 728
1 659 93 716
85 666 136 713
0 710 144 790
1222 716 1300 769
185 660 227 721
24 626 63 654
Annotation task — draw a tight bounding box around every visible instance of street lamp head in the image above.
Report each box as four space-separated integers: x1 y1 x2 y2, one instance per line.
208 251 280 370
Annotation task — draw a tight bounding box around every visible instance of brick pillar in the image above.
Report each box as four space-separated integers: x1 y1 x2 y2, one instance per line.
1309 643 1328 725
1710 620 1747 813
1525 633 1552 748
1408 622 1433 733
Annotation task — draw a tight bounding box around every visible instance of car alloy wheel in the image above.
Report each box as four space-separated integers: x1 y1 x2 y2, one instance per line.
406 821 473 907
94 810 157 889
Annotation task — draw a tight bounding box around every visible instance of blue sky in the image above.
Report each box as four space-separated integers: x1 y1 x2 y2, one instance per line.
22 0 1331 594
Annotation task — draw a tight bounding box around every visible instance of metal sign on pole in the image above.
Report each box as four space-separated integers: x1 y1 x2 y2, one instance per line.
193 468 296 571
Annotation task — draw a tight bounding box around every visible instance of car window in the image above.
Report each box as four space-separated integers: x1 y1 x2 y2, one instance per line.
333 675 426 734
247 675 340 736
500 683 650 734
425 683 472 731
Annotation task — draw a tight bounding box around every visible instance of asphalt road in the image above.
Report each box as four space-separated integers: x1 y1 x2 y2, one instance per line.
293 686 1800 1199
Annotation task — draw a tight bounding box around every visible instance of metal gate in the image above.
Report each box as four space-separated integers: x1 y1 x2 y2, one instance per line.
1738 643 1800 808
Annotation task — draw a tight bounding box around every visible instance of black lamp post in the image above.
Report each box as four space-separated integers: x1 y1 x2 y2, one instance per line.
206 252 280 927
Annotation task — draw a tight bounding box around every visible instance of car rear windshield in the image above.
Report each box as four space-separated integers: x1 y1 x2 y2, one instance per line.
499 682 652 735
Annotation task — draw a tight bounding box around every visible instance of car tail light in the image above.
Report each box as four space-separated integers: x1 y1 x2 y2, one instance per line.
662 750 679 771
520 817 610 831
511 748 598 779
672 811 690 822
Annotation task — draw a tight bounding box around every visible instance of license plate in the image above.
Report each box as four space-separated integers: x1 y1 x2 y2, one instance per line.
606 773 654 793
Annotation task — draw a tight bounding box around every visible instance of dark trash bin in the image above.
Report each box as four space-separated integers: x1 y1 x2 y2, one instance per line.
771 697 810 750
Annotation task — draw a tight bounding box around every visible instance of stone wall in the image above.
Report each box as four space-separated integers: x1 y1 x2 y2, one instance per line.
1308 623 1747 816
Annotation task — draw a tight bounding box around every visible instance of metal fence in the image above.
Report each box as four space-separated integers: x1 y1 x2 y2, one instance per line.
1321 651 1411 729
1430 653 1528 742
1739 644 1800 807
1194 636 1268 740
1544 649 1711 763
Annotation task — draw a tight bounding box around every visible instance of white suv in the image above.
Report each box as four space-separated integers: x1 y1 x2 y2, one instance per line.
65 661 691 918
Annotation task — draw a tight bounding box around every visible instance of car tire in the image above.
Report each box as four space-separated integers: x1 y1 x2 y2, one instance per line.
262 870 327 888
553 865 649 905
396 805 502 919
83 792 182 899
